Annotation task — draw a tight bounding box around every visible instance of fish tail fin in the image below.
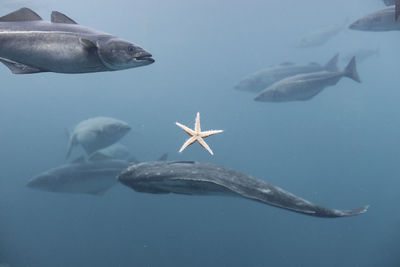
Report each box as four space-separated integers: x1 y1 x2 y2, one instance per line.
324 53 339 72
337 205 369 217
343 56 361 83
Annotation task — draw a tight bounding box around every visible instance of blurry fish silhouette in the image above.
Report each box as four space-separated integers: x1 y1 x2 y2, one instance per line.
254 57 360 102
235 54 339 93
66 117 131 158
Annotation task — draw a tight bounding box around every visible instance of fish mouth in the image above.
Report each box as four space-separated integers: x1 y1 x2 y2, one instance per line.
135 54 155 63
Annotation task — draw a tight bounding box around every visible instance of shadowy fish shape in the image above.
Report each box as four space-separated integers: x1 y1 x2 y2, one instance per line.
342 48 379 63
254 57 360 102
0 8 154 74
296 20 348 48
118 161 368 218
234 54 338 93
349 1 400 31
66 117 131 158
27 153 131 196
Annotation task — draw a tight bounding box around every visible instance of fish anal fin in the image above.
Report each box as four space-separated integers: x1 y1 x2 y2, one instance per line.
51 11 78 24
0 8 42 22
0 58 44 74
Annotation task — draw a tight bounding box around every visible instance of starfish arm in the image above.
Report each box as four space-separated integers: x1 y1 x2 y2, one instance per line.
195 112 201 132
179 136 197 153
176 122 196 136
197 137 214 155
200 129 224 138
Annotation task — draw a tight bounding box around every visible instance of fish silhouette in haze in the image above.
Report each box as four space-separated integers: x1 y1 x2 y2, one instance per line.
27 153 131 196
296 20 348 48
118 161 368 218
27 152 168 196
254 57 360 102
66 117 131 158
0 8 154 74
342 48 379 63
349 1 400 31
234 54 338 93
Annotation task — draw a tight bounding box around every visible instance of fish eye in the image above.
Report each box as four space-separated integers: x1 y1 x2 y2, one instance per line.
128 46 135 53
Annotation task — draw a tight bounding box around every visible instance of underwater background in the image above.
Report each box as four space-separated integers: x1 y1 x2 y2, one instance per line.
0 0 399 266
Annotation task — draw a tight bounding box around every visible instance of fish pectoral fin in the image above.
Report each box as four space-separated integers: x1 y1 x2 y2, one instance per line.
79 38 98 50
0 58 44 74
51 11 78 24
0 8 42 22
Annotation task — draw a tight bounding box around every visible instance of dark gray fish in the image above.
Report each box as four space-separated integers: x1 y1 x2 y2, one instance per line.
27 153 131 196
0 8 154 74
118 161 368 218
234 54 338 93
254 57 360 102
349 1 400 31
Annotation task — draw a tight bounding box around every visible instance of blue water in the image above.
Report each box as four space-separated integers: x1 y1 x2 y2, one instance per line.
1 0 399 266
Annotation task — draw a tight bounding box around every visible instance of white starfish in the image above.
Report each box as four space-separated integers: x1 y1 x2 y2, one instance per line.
176 112 223 155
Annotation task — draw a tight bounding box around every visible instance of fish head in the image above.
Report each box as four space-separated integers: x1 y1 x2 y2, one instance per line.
100 119 132 141
97 38 154 70
118 162 172 193
26 172 59 192
349 8 395 31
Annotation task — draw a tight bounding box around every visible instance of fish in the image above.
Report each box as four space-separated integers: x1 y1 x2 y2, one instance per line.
342 48 379 63
254 57 360 102
27 153 131 196
118 161 368 218
296 21 348 48
98 143 130 160
0 8 154 74
234 54 339 93
66 117 131 158
349 1 400 31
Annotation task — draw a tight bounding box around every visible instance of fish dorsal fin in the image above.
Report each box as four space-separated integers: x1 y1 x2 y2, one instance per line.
89 151 114 161
72 156 86 164
157 153 168 161
0 8 42 22
51 11 77 24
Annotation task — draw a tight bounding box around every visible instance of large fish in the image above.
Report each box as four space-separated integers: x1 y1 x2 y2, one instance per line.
349 1 400 31
118 161 368 218
27 153 131 196
0 8 154 74
234 54 338 93
254 57 360 102
66 117 131 158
